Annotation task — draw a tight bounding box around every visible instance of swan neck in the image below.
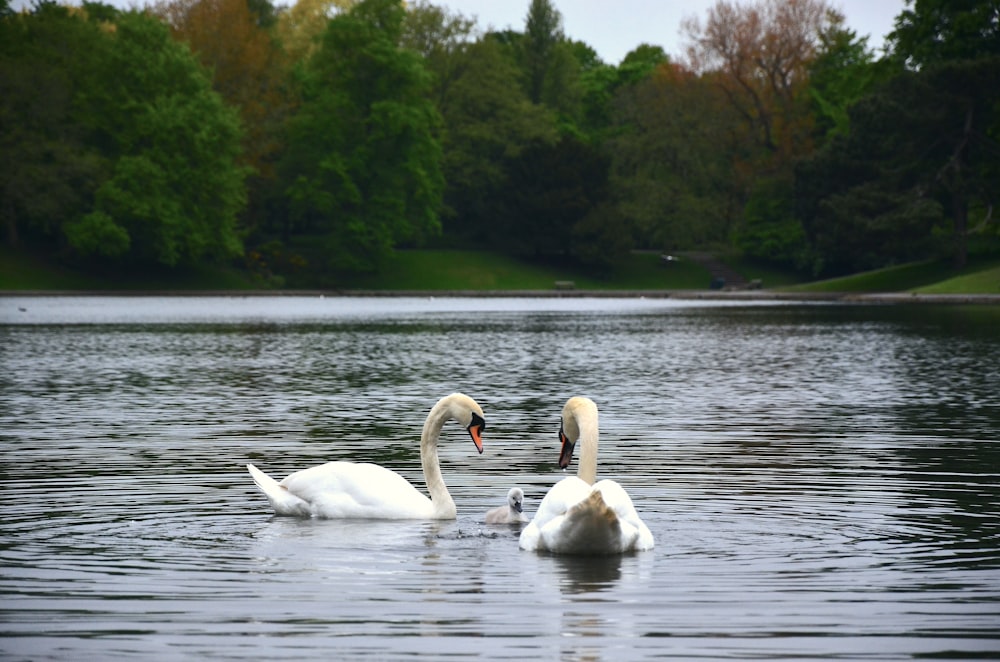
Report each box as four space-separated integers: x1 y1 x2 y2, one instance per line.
421 402 456 518
577 414 599 485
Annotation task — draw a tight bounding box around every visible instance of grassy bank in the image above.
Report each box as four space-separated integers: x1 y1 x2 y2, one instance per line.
0 246 261 291
4 244 999 294
1 247 717 292
783 257 1000 294
340 250 712 290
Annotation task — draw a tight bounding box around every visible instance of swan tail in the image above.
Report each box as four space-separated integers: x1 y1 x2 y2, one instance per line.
547 490 625 555
246 463 312 517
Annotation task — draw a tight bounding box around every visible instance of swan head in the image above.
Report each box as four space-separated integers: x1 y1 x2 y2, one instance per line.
557 396 599 471
558 419 576 469
508 487 524 513
441 392 485 454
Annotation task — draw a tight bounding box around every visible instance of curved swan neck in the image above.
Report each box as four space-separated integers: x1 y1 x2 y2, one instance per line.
420 399 457 518
569 398 600 485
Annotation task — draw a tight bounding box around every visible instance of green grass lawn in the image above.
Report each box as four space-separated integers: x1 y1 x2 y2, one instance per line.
784 257 1000 294
340 250 713 291
0 246 261 291
4 243 999 294
914 264 1000 294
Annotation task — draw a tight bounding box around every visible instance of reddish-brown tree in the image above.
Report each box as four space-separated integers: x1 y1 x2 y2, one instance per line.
682 0 838 174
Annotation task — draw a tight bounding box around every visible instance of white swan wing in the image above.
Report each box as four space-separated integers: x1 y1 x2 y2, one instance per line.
519 477 591 550
247 461 435 519
593 479 655 552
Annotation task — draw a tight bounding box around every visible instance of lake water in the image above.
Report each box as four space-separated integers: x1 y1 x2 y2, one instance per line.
2 295 999 660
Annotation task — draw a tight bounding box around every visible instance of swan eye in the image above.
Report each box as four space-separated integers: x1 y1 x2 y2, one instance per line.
469 412 485 431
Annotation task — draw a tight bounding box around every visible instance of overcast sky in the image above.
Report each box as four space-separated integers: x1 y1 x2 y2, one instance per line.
10 0 908 65
439 0 907 64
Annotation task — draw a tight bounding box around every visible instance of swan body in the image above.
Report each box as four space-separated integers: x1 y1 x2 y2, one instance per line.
485 487 528 524
247 393 485 519
519 396 654 554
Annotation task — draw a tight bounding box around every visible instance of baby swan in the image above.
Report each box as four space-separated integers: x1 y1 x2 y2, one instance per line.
485 487 528 524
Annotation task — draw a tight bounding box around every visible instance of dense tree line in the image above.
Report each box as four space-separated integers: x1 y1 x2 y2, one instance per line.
2 0 998 285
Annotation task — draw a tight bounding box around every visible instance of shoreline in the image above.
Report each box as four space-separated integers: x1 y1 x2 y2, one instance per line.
3 289 1000 304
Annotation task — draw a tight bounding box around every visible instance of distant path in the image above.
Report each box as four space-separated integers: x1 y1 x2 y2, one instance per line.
680 251 748 289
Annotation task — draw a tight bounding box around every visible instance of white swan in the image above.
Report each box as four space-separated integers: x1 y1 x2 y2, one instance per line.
246 393 485 519
519 396 654 554
485 487 528 524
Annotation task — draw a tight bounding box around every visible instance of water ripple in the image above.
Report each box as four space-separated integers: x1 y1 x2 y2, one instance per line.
2 297 999 660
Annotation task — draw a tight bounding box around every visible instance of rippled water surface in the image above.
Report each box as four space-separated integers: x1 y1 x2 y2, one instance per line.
2 296 999 660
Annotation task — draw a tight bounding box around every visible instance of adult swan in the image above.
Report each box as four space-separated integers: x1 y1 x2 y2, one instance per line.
519 396 654 554
247 393 486 519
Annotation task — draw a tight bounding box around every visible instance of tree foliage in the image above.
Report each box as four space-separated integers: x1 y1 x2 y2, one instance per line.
889 0 1000 67
279 0 443 275
4 0 998 285
683 0 836 169
1 3 246 267
610 63 739 251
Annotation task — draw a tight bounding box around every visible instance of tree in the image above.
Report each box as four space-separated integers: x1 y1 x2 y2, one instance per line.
682 0 836 172
609 63 739 251
70 8 247 266
0 3 247 266
153 0 289 176
889 0 1000 68
796 57 1000 274
0 2 106 249
577 43 668 139
152 0 292 242
806 17 883 142
280 0 443 276
399 3 559 246
518 0 581 123
494 135 628 268
522 0 561 104
276 0 354 63
871 0 1000 267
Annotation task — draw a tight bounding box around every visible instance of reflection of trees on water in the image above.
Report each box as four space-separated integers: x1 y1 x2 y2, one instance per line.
883 307 1000 570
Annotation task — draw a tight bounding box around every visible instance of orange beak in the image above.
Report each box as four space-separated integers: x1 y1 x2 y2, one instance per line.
467 412 485 454
468 424 484 454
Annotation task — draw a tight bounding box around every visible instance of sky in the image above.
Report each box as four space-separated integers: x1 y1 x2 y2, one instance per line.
439 0 908 65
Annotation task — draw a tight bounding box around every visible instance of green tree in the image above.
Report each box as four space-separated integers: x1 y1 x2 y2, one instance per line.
577 43 668 139
609 63 739 251
889 0 1000 67
796 57 1000 274
72 8 246 266
1 3 247 267
0 2 105 249
519 0 580 124
280 0 443 276
152 0 293 256
522 0 560 104
400 3 558 246
807 18 883 142
494 134 628 268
